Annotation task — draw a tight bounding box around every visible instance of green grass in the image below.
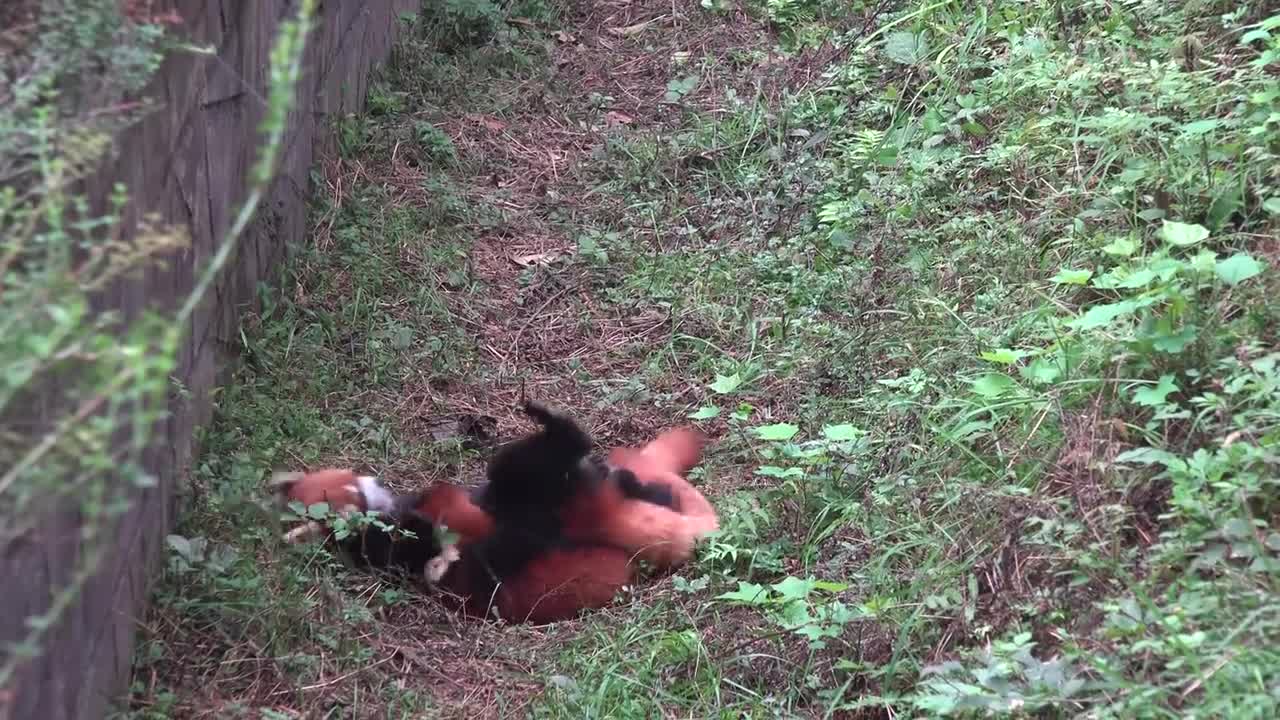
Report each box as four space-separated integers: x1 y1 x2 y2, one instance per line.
128 0 1280 717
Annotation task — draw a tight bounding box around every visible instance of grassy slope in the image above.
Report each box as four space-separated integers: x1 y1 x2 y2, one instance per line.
125 1 1280 718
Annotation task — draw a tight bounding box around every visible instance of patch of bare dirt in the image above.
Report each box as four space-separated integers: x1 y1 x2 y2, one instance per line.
374 2 822 450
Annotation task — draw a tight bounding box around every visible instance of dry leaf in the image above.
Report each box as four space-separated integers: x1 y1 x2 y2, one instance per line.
512 252 561 267
466 114 507 132
604 111 634 127
608 17 662 37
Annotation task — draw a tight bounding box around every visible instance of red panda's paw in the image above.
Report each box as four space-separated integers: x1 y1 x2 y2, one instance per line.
424 543 462 584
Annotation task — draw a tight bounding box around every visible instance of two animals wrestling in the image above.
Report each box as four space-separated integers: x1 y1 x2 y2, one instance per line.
271 401 718 625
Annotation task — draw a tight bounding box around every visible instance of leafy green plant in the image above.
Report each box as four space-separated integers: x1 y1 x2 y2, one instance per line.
424 0 504 49
716 576 859 649
413 120 458 165
914 632 1088 715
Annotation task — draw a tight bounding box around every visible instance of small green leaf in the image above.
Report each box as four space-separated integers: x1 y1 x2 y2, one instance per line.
1189 249 1218 274
1149 323 1197 353
922 108 944 134
1159 220 1209 247
1051 268 1093 285
970 372 1016 398
756 465 804 479
307 502 331 520
1114 447 1180 467
547 674 577 692
1222 518 1254 540
1020 357 1062 385
1132 375 1178 407
1180 119 1220 135
755 423 799 441
664 74 700 102
708 373 742 394
883 31 929 65
673 575 710 593
778 601 813 626
772 576 817 602
1115 269 1158 289
689 405 721 420
435 526 459 546
949 419 993 440
1102 236 1140 257
980 348 1034 365
1206 187 1244 231
716 581 768 604
822 424 862 441
1241 28 1272 45
828 228 854 251
1068 299 1140 330
1215 253 1265 286
1264 197 1280 216
811 580 850 593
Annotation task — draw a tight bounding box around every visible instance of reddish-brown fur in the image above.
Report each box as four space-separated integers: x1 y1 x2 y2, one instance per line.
438 545 634 624
412 484 494 544
279 468 365 511
609 426 718 520
562 426 719 571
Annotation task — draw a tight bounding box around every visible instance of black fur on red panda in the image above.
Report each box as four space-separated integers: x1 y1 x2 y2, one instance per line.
329 494 445 579
476 400 678 521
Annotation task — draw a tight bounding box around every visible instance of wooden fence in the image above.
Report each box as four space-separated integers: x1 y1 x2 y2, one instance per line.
0 1 416 717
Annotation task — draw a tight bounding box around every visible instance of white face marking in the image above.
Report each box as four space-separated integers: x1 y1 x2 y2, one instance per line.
355 475 395 512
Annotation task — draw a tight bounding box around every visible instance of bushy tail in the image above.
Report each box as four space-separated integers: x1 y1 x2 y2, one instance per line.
609 426 706 476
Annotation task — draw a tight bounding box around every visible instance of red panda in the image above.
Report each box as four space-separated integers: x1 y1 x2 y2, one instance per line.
273 468 634 624
271 402 718 623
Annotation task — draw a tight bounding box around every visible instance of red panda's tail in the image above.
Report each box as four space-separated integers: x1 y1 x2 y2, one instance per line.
609 426 705 476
